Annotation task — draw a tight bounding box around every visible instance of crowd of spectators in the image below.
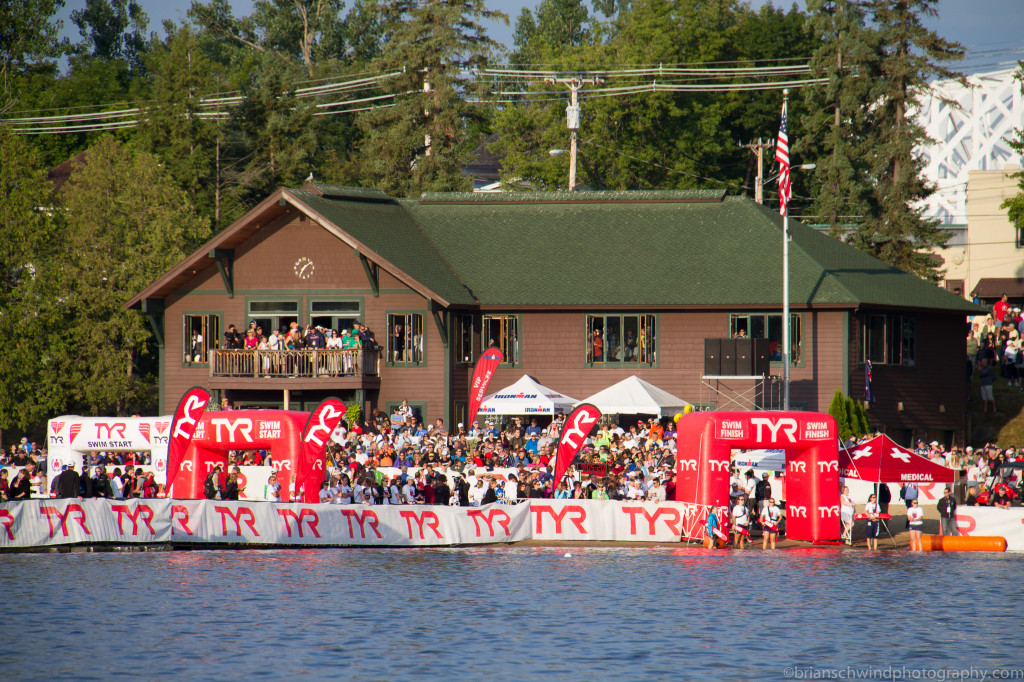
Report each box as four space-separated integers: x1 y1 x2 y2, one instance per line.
966 294 1024 412
217 321 380 377
311 408 681 506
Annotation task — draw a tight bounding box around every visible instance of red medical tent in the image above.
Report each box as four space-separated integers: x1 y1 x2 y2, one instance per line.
838 434 956 484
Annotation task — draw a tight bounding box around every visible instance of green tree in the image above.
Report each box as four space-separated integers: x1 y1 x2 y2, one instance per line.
136 26 221 224
71 0 150 73
0 0 70 113
829 390 852 440
351 0 506 196
852 0 964 280
799 0 877 232
222 52 319 209
0 131 66 440
1000 66 1024 232
54 136 210 416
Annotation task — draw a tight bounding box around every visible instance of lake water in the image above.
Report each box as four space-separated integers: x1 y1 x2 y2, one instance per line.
0 546 1020 680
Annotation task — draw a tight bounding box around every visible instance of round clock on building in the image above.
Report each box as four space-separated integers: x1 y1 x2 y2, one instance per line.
294 257 315 280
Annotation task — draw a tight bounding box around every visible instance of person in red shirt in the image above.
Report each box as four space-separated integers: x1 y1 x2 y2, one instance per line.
994 293 1010 323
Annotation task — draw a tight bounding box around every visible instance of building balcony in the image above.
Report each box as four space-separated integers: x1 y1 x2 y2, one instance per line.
209 349 381 389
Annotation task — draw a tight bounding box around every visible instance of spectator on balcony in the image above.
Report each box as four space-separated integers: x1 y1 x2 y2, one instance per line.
244 329 258 349
224 324 243 350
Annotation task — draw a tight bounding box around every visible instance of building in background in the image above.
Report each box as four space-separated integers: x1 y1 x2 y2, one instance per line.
129 184 981 446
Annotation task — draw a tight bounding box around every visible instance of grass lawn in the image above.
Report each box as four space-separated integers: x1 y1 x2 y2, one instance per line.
967 367 1024 447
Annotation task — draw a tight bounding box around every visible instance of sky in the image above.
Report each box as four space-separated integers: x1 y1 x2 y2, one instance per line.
55 0 1024 75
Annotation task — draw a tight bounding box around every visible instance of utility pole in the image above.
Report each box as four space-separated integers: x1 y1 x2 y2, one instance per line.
741 138 773 204
545 76 601 190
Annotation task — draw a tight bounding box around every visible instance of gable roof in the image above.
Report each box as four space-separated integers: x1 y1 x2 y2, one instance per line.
130 184 983 315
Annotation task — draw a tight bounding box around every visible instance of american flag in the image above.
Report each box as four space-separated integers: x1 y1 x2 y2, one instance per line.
776 99 791 217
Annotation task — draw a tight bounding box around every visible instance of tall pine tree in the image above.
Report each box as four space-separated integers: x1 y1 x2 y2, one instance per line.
350 0 505 196
799 0 877 234
854 0 964 279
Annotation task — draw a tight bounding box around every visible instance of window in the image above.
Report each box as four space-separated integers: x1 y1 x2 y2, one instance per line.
309 299 362 334
247 299 299 337
483 314 519 366
454 314 475 365
861 313 916 366
729 313 802 364
586 314 656 365
183 314 221 364
1017 227 1024 249
388 313 424 365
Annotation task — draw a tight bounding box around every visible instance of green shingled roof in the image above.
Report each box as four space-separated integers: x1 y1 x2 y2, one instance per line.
286 187 980 313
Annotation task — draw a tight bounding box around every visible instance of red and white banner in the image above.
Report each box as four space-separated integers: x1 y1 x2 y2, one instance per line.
46 416 173 480
0 499 720 548
553 403 602 491
294 398 346 503
953 506 1024 551
467 347 503 426
165 387 212 497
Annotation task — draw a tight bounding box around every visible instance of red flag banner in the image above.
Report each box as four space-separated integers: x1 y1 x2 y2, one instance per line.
166 386 211 497
294 398 347 502
553 403 602 491
467 347 504 427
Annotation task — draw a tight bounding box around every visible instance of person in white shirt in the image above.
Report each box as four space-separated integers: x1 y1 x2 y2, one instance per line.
646 478 667 502
333 476 353 504
625 478 644 500
468 479 487 506
402 478 418 505
759 498 781 549
864 493 881 550
906 498 924 551
731 501 750 548
840 485 855 545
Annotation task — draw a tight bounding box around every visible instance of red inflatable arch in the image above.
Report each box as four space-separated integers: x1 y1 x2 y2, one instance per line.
674 411 840 543
171 410 316 503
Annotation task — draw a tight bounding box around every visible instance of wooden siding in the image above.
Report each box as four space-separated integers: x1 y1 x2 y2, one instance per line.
846 312 967 445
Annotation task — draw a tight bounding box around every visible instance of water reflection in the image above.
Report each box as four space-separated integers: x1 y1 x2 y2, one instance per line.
0 548 1019 679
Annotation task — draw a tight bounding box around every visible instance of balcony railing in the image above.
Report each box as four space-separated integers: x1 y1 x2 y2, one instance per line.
210 349 380 379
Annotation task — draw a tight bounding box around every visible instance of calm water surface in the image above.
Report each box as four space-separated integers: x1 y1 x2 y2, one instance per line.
0 547 1018 680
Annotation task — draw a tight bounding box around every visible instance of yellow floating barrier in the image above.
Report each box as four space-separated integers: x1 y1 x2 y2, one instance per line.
920 535 1007 552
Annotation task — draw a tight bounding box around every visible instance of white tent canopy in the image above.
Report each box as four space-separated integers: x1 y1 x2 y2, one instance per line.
577 375 691 417
477 375 578 417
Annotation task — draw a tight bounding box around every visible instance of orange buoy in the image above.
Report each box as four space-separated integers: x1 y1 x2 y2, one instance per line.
920 535 1007 552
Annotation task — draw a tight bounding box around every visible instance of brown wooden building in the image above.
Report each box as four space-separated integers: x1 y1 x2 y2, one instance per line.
128 184 982 445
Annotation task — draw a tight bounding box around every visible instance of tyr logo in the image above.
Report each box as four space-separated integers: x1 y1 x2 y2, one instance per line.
466 508 512 537
40 505 92 538
96 422 127 440
172 393 208 441
303 404 345 448
530 504 588 535
817 505 840 518
709 460 730 473
277 508 322 538
789 461 807 473
622 506 682 536
560 406 600 451
340 509 382 539
0 510 14 540
750 417 798 444
817 461 839 473
111 504 157 535
788 505 807 518
678 459 698 472
210 418 254 443
213 505 260 536
399 510 443 540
